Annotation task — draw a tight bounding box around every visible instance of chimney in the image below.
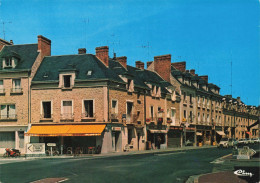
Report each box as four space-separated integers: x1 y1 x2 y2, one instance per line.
147 61 153 69
10 40 13 45
171 61 186 72
113 53 116 59
116 56 127 69
136 61 144 69
199 75 208 82
190 69 195 76
186 70 189 73
154 54 171 82
38 35 51 59
78 48 86 54
0 38 12 50
96 46 109 67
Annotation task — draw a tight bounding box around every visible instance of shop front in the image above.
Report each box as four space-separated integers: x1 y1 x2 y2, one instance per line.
215 126 225 143
26 124 106 155
146 123 167 150
196 125 212 146
168 126 182 148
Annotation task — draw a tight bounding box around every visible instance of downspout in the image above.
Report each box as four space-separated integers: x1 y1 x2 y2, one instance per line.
107 82 110 122
144 90 146 141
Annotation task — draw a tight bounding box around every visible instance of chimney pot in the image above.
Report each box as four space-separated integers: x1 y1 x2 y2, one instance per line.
199 75 208 82
190 69 195 76
116 56 127 68
172 61 186 72
78 48 86 54
135 61 144 69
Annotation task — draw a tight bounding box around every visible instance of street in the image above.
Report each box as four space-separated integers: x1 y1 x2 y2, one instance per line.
0 147 242 183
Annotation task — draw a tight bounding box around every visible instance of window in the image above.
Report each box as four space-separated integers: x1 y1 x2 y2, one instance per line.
0 80 4 93
111 100 118 114
183 92 186 102
63 75 72 88
189 111 193 122
42 101 52 118
203 113 205 122
62 101 73 119
207 114 209 123
126 102 134 123
198 112 200 121
183 110 186 119
5 58 12 67
150 106 154 119
197 96 200 103
0 104 16 119
83 100 94 118
190 94 193 103
12 79 22 93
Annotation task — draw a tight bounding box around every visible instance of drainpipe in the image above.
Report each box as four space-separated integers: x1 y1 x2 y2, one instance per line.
107 82 110 122
144 90 146 141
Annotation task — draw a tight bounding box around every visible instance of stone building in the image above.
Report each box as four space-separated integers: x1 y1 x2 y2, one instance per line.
0 35 50 154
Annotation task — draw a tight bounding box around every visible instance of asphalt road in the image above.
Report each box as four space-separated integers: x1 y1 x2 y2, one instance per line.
0 146 258 183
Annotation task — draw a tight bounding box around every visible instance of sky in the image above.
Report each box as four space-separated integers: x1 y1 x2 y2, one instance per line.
0 0 259 106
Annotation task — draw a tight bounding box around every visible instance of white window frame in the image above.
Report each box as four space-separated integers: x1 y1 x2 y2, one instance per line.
61 100 73 117
82 99 95 118
41 100 53 118
111 99 118 114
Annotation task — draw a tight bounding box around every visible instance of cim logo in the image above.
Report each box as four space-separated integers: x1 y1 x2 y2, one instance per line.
234 169 254 177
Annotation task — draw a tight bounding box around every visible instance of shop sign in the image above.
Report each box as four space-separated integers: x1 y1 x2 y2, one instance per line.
47 143 56 147
112 127 121 131
26 143 45 154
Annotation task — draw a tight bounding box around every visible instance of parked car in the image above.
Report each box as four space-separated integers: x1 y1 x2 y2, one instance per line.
228 138 238 147
252 138 260 143
243 138 249 145
237 139 245 145
218 137 229 148
248 138 255 144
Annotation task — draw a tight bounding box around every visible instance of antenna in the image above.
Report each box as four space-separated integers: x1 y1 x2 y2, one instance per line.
230 51 233 96
1 21 12 39
139 41 151 61
108 34 120 54
82 18 89 48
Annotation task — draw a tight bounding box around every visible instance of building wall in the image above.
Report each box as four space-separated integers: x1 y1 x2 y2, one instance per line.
31 86 106 123
0 72 30 153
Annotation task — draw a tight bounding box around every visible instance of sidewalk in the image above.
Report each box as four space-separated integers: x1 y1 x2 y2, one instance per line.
0 145 216 160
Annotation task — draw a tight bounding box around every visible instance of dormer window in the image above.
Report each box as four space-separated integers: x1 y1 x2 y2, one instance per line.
5 58 12 67
59 72 75 89
63 75 71 88
127 79 134 92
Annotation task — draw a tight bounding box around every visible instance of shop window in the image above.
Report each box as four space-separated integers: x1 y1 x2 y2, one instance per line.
0 132 15 148
0 104 16 119
42 101 52 118
83 100 94 118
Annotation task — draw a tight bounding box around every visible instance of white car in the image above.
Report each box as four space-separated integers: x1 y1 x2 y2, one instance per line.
218 138 229 148
252 138 260 143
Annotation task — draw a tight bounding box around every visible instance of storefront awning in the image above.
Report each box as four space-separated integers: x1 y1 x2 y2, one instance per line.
25 124 106 136
196 132 202 136
246 131 252 135
149 130 168 134
216 131 226 136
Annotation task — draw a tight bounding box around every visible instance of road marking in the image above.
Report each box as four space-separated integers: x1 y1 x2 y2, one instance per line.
155 152 186 156
30 177 68 183
220 153 232 159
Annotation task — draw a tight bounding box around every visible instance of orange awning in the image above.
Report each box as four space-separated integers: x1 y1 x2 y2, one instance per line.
25 124 106 136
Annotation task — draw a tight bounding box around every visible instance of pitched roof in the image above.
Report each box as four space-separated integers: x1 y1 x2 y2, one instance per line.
33 54 124 83
0 44 39 70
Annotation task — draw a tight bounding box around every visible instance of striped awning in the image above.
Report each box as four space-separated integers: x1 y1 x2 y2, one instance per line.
25 124 106 136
